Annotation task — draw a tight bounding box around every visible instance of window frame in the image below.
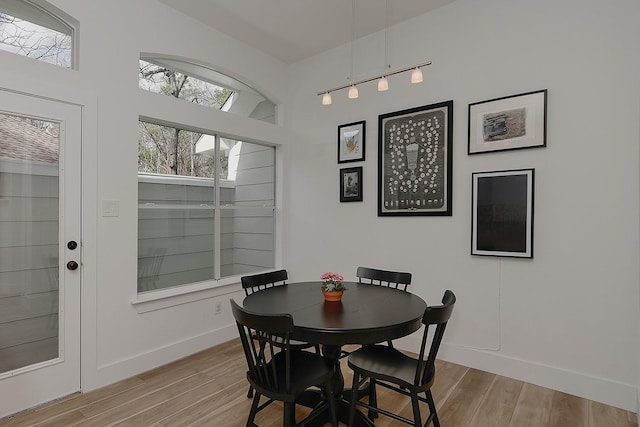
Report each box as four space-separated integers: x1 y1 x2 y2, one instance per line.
135 119 277 299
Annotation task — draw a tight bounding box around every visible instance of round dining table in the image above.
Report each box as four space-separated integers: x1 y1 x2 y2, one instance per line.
242 281 427 426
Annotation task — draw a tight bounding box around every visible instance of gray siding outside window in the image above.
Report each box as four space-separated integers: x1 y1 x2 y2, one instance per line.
137 141 275 292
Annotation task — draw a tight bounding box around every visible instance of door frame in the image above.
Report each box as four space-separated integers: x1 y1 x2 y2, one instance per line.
0 74 98 410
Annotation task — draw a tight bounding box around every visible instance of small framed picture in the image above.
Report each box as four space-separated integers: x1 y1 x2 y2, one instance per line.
340 166 363 202
338 120 365 163
472 169 534 258
468 89 547 155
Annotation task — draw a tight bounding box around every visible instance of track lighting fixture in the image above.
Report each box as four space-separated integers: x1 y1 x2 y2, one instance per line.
317 0 430 105
317 61 431 105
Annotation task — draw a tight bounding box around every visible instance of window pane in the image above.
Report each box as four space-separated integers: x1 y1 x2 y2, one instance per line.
219 140 274 207
220 207 275 278
0 112 60 372
139 60 232 109
138 121 216 180
138 205 215 292
0 3 72 68
138 122 276 291
139 57 276 124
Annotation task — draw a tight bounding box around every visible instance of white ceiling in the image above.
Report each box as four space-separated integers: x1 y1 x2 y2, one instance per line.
158 0 456 64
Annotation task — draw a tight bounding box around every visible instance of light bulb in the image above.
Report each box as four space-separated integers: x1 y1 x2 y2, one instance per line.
322 92 332 105
377 76 389 92
411 67 423 84
348 85 359 99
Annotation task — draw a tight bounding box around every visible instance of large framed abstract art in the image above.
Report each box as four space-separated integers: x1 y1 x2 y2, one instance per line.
378 101 453 216
471 168 534 258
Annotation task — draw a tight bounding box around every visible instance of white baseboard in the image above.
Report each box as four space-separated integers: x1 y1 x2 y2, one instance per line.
437 342 637 412
83 324 237 392
83 329 637 413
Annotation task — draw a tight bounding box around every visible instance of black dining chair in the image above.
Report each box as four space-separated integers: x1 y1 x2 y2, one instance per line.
356 266 412 292
348 267 414 414
344 267 412 356
347 290 456 427
241 269 320 398
356 266 412 350
230 299 338 427
241 269 290 296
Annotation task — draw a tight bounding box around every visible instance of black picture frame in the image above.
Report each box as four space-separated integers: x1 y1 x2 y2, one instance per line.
471 168 534 258
468 89 547 155
338 120 365 163
340 166 363 202
378 100 453 216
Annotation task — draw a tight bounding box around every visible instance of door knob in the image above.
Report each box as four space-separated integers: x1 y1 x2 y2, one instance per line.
67 240 78 250
67 260 79 270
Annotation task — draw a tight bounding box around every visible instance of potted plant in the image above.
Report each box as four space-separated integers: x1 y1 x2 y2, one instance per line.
320 272 345 301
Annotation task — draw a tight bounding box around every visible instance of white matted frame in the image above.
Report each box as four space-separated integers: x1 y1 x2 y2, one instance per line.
468 90 547 155
472 169 534 258
338 120 365 163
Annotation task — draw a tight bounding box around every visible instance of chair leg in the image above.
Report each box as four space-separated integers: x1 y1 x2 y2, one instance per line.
347 371 361 427
247 392 261 426
425 389 440 427
411 392 422 427
247 384 254 398
367 378 378 420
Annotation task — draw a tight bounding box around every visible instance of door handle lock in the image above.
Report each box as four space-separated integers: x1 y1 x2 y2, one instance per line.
67 260 79 270
67 241 78 250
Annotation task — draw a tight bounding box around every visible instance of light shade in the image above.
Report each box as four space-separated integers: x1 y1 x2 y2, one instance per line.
411 67 423 84
321 92 332 105
377 76 389 92
348 85 359 99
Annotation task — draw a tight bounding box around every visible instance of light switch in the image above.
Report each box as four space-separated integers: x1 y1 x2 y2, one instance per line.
102 200 120 217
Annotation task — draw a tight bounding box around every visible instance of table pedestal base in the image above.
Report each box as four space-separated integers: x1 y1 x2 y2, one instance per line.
296 344 375 427
297 394 374 427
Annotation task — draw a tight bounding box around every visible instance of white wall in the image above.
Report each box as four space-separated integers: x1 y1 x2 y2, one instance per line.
285 0 640 411
0 0 288 398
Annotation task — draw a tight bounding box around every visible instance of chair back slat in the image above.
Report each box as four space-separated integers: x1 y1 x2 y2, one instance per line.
415 290 456 385
241 269 288 296
356 266 412 291
231 299 293 392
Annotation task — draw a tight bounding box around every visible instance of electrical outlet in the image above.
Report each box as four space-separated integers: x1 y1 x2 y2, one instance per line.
214 300 222 315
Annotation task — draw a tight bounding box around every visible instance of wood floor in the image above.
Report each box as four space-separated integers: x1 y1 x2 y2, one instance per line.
1 339 637 427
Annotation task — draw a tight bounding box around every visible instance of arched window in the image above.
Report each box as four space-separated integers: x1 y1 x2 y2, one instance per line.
139 55 276 124
0 0 76 68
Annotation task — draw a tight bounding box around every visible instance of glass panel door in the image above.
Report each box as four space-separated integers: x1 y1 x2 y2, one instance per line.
0 91 81 418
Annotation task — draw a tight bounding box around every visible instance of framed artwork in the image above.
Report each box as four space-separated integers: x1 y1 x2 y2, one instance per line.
340 166 362 202
471 169 534 258
378 100 453 216
468 89 547 155
338 120 365 163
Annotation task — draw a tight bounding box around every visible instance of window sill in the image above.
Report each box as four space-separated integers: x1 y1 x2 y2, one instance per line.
131 278 241 314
